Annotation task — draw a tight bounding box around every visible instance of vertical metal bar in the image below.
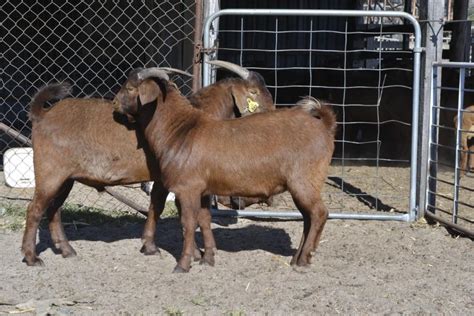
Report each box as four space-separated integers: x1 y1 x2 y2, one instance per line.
427 65 439 213
239 17 244 66
308 18 313 97
453 68 466 224
408 16 422 222
375 20 383 212
192 0 203 93
274 18 279 106
341 19 348 205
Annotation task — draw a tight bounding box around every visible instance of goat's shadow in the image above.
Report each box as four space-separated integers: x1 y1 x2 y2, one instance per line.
327 176 398 212
37 216 294 261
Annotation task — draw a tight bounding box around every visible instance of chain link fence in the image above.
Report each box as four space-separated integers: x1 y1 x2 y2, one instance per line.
1 0 196 212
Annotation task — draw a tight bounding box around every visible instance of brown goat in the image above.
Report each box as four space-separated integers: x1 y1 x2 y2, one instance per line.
22 62 275 266
113 69 336 273
454 105 474 176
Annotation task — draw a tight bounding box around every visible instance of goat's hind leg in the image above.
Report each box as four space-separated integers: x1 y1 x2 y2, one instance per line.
47 179 76 258
468 144 474 173
22 176 69 266
197 196 216 266
290 185 328 267
290 212 310 266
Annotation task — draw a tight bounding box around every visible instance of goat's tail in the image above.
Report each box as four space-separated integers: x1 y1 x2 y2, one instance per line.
29 82 72 123
296 96 337 136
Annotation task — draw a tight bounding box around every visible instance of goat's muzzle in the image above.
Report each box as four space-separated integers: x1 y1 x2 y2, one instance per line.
112 98 121 111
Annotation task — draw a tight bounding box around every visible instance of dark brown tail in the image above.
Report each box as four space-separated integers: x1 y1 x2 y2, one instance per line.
29 82 72 123
295 96 337 136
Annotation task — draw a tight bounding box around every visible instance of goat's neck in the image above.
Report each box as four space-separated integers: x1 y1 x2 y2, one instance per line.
190 81 238 119
144 90 203 167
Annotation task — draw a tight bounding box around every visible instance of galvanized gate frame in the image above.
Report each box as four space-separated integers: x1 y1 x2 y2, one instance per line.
426 62 474 237
202 9 422 222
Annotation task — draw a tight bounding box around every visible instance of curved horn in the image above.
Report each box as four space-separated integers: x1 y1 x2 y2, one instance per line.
136 67 170 82
206 60 250 80
160 67 193 77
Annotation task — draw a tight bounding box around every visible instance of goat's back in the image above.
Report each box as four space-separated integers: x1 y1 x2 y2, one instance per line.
162 109 335 197
32 98 153 186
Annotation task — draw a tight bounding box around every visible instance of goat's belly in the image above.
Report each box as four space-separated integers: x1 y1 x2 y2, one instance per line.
74 164 150 186
206 174 285 197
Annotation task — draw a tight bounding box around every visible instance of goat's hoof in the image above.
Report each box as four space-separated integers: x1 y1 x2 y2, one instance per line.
61 246 77 258
24 257 45 267
292 265 310 274
199 256 215 267
140 245 161 257
296 259 310 267
193 248 203 261
172 265 189 273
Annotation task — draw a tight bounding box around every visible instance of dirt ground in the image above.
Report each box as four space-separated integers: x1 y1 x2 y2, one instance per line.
0 214 472 314
0 166 473 314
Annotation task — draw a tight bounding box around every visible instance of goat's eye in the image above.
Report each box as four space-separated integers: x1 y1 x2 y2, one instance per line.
127 87 134 92
249 89 258 95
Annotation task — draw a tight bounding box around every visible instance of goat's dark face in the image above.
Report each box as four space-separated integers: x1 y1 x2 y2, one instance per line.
231 72 275 116
113 73 164 121
113 82 140 117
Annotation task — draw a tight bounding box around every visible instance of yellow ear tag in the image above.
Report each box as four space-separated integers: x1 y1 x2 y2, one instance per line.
247 98 259 113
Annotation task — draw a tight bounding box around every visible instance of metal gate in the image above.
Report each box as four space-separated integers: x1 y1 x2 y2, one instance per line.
427 62 474 237
203 9 422 221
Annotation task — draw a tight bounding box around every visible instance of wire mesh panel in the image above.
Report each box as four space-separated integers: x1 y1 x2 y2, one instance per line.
203 9 421 221
1 1 195 211
427 62 474 236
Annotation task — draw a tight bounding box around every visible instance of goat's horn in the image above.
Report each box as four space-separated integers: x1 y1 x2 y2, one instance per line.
206 60 250 80
160 67 193 77
136 68 170 82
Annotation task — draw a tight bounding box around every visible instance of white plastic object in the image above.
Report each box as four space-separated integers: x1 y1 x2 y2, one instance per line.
3 147 35 188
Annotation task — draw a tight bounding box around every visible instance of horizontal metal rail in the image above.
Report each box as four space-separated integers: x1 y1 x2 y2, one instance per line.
210 208 410 221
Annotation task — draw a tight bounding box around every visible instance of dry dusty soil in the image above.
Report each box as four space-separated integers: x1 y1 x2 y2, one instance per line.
0 215 473 315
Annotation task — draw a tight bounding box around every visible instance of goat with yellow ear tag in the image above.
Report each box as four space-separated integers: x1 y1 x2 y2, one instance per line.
247 98 259 113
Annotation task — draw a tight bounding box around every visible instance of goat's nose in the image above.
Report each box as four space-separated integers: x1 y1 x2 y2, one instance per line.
112 98 119 110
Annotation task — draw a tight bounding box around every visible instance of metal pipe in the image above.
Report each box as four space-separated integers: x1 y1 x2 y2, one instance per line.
425 209 473 238
104 188 148 217
426 65 439 216
453 68 466 224
433 61 474 68
192 0 203 93
203 9 422 222
0 122 32 146
211 208 410 221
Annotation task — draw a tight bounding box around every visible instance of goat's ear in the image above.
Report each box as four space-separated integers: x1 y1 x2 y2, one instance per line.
230 85 250 115
137 80 162 105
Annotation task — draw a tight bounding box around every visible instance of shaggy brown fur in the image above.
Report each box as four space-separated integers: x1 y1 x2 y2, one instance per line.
114 75 336 273
454 105 474 176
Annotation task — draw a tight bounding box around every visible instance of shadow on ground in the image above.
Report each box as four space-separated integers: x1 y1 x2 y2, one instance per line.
36 215 294 261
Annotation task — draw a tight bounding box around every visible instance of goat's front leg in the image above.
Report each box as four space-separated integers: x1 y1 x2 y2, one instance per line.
141 182 168 256
173 194 200 273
